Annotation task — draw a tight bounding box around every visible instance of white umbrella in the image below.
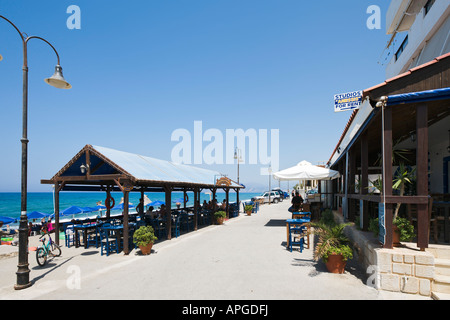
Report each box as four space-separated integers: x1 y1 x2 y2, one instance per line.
143 195 152 206
273 160 340 181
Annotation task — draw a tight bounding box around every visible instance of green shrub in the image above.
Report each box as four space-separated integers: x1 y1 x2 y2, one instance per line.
244 205 253 212
322 245 353 262
319 209 336 227
394 217 415 242
214 211 226 219
133 226 157 247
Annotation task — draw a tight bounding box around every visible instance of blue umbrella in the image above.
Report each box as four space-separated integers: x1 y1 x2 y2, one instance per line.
149 200 165 207
172 198 185 203
0 216 16 224
112 203 135 210
60 206 91 217
27 211 49 220
92 205 106 210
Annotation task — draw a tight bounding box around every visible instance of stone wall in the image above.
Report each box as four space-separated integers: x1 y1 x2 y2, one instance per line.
333 211 435 297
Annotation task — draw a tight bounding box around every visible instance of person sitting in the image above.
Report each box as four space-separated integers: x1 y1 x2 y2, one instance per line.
290 191 304 212
157 204 166 219
220 199 227 210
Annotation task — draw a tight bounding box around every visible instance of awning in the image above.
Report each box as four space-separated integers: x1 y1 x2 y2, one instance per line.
381 87 450 106
273 161 340 181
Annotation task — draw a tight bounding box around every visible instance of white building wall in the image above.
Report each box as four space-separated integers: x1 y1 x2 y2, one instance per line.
386 0 450 78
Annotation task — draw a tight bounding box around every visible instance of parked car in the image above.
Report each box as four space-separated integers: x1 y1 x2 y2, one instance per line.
271 189 284 201
272 188 289 200
252 191 281 204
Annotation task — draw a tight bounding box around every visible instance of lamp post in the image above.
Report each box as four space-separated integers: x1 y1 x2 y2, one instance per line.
234 147 242 185
0 15 71 290
268 165 272 205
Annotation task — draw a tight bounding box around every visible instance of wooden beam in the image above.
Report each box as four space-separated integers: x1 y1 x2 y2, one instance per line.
164 186 172 240
123 190 130 255
194 188 199 231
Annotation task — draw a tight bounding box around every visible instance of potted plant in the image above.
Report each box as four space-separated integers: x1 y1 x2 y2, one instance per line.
312 222 353 274
214 211 226 225
244 205 253 216
392 217 415 246
133 225 157 255
391 163 415 246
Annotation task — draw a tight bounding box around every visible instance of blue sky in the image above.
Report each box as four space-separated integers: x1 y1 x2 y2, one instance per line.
0 0 390 192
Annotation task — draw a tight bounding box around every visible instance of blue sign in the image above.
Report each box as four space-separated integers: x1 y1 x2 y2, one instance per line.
334 90 363 112
378 203 385 245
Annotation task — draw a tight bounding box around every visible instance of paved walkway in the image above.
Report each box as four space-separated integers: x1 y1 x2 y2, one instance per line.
0 200 430 300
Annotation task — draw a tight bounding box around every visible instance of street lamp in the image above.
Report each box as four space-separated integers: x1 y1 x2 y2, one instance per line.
0 15 72 290
268 165 272 205
234 147 242 185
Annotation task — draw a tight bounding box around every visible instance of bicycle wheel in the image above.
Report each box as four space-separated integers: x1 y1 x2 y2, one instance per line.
51 243 62 257
36 247 47 266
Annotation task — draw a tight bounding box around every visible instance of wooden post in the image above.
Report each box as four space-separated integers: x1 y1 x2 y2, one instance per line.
212 188 217 213
236 188 240 213
383 107 393 249
123 190 130 255
348 149 356 221
183 188 187 210
416 103 429 250
165 186 172 240
361 132 369 231
194 188 199 231
225 188 229 219
106 185 111 219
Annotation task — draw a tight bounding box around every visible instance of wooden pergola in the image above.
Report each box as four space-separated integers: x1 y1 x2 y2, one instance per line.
41 145 244 254
327 52 450 250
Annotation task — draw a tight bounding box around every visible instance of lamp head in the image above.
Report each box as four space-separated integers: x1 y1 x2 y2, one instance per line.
45 65 72 89
0 54 3 61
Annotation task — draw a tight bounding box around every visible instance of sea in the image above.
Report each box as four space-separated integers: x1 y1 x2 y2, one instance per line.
0 192 261 226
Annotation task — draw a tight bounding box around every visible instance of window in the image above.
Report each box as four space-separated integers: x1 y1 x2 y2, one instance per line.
424 0 435 16
395 35 408 61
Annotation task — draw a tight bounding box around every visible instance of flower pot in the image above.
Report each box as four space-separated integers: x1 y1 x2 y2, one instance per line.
216 217 224 225
139 242 153 255
393 225 402 247
246 211 252 216
325 254 346 274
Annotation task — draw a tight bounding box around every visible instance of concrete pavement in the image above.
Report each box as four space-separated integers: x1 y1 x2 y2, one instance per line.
0 200 430 300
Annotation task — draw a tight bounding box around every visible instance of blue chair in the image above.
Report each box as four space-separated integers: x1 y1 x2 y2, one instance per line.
99 227 119 256
64 223 77 248
152 219 166 239
289 224 306 253
171 216 181 238
86 228 100 249
292 212 311 220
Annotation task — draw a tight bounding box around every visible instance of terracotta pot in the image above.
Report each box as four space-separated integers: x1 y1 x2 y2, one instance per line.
139 242 153 255
246 211 252 216
325 254 347 274
216 217 224 225
393 225 402 247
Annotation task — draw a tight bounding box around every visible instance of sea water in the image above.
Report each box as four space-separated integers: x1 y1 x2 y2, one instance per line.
0 192 261 225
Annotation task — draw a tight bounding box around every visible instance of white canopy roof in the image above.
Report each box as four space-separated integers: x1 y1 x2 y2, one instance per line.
273 161 340 181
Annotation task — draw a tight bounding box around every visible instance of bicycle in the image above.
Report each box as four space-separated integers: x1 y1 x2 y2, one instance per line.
36 232 62 266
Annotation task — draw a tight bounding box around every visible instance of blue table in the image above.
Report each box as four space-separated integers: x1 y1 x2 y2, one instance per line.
102 223 136 251
74 223 100 248
286 219 310 249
